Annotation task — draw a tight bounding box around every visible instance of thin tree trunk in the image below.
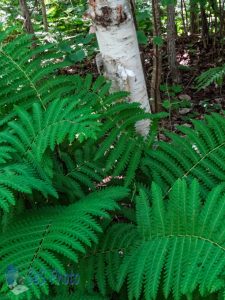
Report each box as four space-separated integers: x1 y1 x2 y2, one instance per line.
89 0 151 136
167 2 180 83
19 0 34 34
200 3 209 49
183 0 189 31
222 0 225 36
214 14 218 50
190 0 198 35
180 0 187 35
151 0 162 112
41 0 48 32
219 0 225 38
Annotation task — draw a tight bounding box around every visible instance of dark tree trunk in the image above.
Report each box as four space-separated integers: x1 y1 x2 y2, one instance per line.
41 0 48 32
151 0 162 112
167 3 180 83
190 0 199 35
200 4 209 49
19 0 34 34
180 0 187 35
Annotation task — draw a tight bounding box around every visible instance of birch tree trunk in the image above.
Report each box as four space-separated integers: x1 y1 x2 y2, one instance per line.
88 0 151 136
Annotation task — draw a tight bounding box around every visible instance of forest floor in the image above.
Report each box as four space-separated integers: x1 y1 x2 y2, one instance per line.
144 35 225 135
65 35 225 136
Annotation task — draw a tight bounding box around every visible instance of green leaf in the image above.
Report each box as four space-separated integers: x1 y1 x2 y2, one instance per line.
137 31 148 45
153 36 164 47
68 49 86 63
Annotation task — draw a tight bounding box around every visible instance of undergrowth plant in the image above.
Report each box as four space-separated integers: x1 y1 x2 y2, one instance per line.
196 64 225 90
1 29 225 300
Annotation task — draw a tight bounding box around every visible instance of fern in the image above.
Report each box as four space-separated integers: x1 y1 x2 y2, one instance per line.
0 96 102 211
85 179 225 300
0 164 57 212
142 113 225 195
0 30 105 126
53 145 105 201
0 99 100 162
6 27 225 300
0 187 129 299
92 99 163 187
196 64 225 90
0 29 153 300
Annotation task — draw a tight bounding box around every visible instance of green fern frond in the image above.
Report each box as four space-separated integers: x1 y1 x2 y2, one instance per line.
0 31 104 125
0 145 15 163
0 187 129 299
82 180 225 299
142 113 225 195
196 64 225 90
0 99 100 163
0 164 56 212
52 147 105 201
79 222 138 296
115 179 225 299
92 104 159 187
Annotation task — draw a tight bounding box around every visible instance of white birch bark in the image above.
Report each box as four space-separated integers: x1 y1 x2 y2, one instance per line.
88 0 151 136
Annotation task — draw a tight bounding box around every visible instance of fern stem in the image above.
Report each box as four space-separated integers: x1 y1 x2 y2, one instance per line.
165 140 225 196
26 222 52 277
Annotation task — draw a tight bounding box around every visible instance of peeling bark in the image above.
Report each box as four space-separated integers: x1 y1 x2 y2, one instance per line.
88 0 151 136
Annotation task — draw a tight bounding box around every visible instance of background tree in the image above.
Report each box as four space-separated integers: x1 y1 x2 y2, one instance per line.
166 0 180 83
200 1 209 48
41 0 48 32
19 0 34 33
190 0 199 34
151 0 162 112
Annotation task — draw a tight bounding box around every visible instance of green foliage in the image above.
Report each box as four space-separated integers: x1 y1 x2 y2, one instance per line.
0 187 128 299
196 64 225 90
152 36 164 47
117 179 225 299
160 84 191 111
2 28 225 300
135 7 151 33
137 30 148 45
0 30 152 299
60 33 98 63
46 0 89 35
0 29 83 125
81 179 225 300
142 113 225 195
